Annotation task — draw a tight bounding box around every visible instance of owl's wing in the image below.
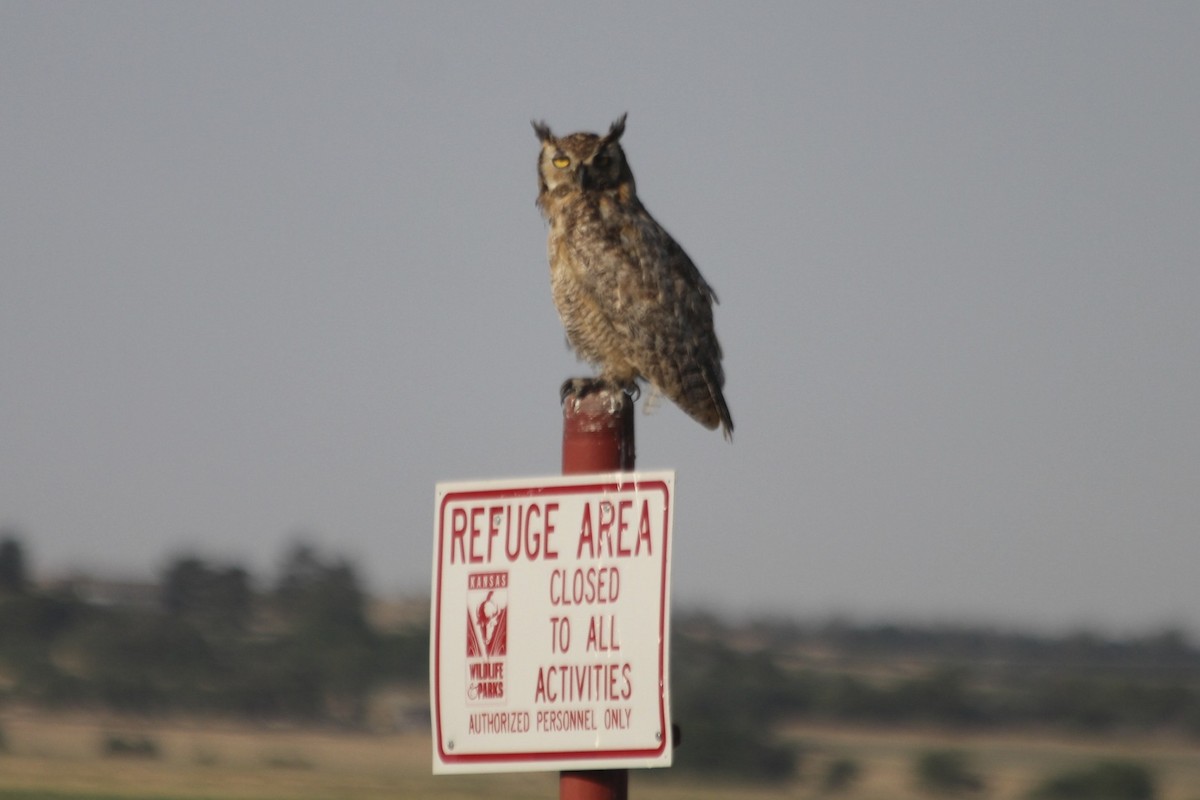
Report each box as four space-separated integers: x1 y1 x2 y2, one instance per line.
620 208 733 437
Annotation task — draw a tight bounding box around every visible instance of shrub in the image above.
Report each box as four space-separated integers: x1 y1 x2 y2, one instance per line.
820 756 862 793
100 733 160 759
1028 760 1156 800
914 749 985 796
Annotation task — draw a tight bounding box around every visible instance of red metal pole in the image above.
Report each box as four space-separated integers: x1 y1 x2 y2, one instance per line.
560 385 633 800
562 388 635 474
560 769 629 800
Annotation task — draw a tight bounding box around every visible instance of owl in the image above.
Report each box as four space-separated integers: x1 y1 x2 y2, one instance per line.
533 114 733 440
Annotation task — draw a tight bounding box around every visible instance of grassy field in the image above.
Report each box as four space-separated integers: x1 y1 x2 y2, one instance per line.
1 711 1198 800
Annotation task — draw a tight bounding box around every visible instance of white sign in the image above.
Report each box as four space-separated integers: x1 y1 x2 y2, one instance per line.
430 471 674 774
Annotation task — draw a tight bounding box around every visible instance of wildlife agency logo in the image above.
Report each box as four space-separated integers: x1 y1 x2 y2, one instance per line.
466 571 508 703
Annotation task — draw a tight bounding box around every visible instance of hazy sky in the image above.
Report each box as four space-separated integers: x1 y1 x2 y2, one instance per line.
3 3 1198 636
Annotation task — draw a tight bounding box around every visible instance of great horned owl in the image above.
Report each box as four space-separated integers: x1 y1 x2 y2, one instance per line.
533 114 733 440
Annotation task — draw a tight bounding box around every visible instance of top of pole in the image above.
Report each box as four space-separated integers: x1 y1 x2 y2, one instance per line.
562 386 635 475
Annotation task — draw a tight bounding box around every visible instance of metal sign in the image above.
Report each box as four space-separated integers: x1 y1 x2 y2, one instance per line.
430 471 674 774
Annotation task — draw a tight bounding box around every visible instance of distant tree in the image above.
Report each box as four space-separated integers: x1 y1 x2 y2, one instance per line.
66 606 216 712
272 542 377 723
275 542 372 638
377 624 430 682
670 634 799 781
0 533 29 595
895 667 989 725
161 555 252 633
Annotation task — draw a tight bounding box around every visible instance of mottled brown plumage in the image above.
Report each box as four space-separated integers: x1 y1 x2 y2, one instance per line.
533 114 732 439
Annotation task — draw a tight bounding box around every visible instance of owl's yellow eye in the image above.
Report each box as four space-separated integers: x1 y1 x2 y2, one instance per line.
552 156 571 169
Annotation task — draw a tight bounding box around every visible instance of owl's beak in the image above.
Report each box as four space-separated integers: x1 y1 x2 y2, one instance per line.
577 164 594 190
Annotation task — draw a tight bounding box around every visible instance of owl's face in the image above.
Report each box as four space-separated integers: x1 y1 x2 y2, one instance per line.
534 114 633 196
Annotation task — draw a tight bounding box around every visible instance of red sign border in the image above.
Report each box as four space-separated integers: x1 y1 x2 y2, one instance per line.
431 475 672 768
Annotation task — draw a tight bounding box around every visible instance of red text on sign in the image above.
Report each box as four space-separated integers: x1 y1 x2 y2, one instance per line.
448 502 560 564
549 566 620 606
576 499 653 559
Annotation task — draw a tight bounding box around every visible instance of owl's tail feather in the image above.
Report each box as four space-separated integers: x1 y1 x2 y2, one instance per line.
675 357 733 442
712 388 734 443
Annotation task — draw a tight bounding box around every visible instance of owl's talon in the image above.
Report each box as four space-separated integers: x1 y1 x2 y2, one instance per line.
561 377 638 406
560 377 604 404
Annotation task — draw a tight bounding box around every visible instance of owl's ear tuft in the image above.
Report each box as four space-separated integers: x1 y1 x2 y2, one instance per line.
605 113 628 143
532 120 554 142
